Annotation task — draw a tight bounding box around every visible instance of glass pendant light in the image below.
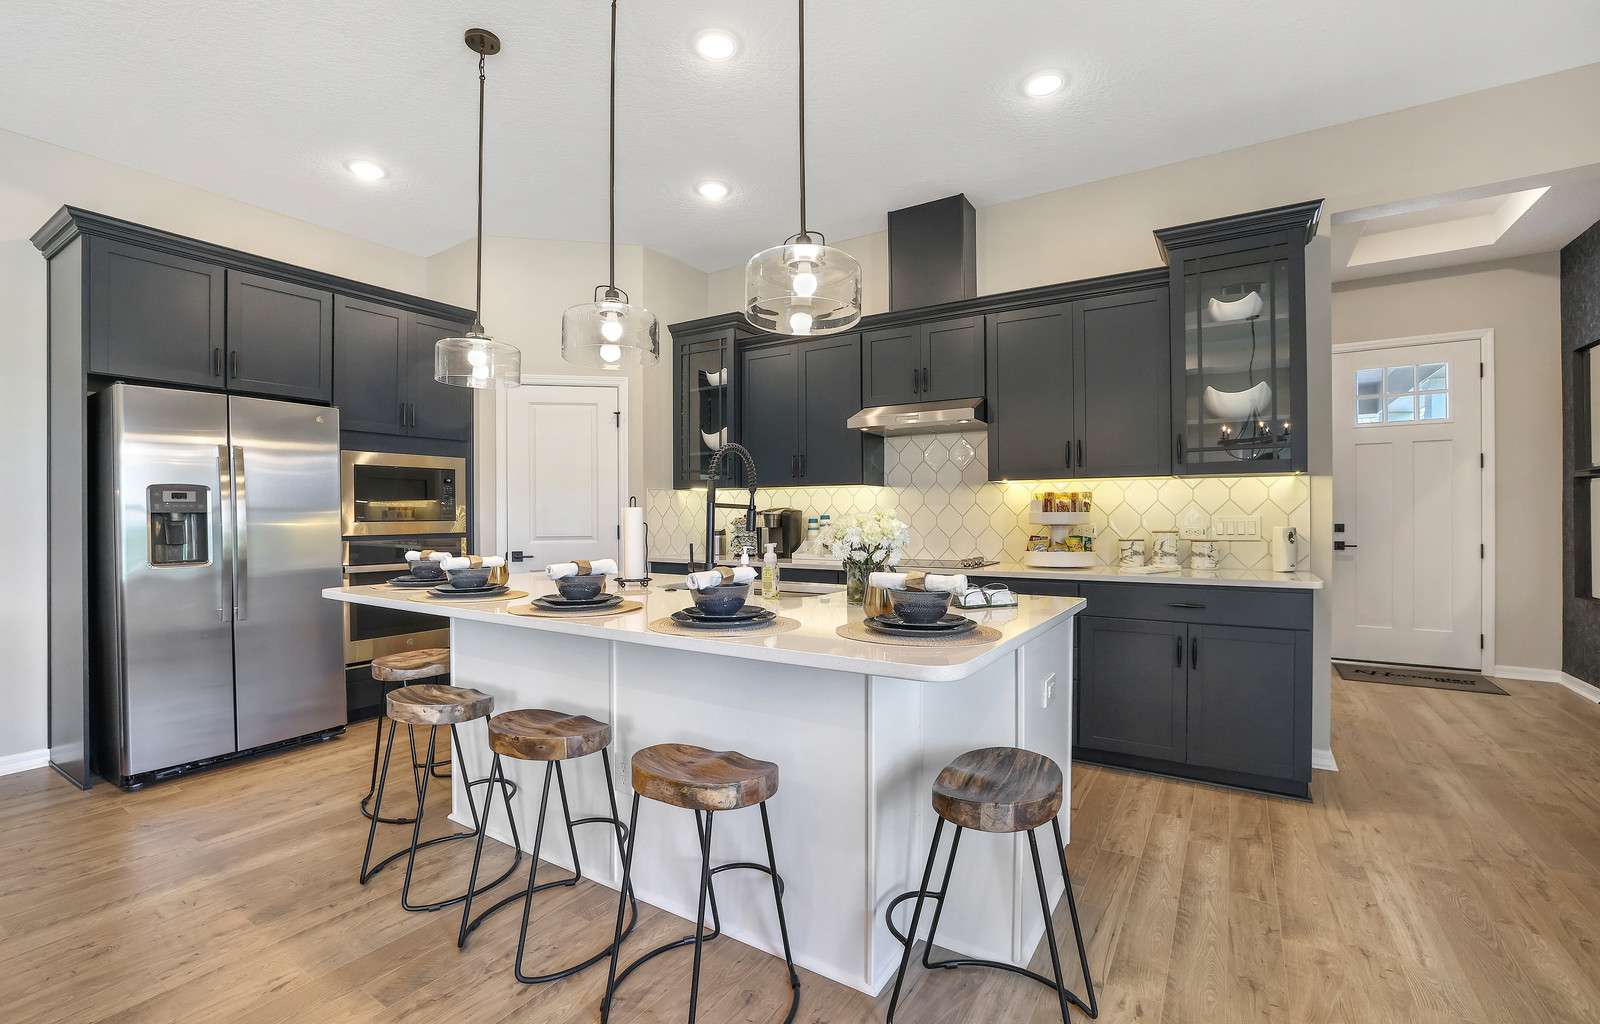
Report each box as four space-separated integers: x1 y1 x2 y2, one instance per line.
744 0 861 337
562 0 659 369
435 28 521 389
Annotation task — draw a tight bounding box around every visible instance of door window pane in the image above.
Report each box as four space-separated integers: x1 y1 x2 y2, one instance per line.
1417 362 1448 390
1356 397 1381 424
1386 366 1415 393
1356 368 1382 397
1385 395 1415 422
1419 393 1449 420
1355 359 1453 426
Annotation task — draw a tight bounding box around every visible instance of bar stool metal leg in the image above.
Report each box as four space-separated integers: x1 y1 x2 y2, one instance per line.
758 801 802 1020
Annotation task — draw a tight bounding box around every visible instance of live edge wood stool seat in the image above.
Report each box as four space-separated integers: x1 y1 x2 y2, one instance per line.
358 682 523 915
885 746 1098 1023
360 649 454 825
601 743 799 1024
456 708 639 987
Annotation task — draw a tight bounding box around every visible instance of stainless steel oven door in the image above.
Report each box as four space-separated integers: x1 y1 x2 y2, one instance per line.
341 450 467 537
341 535 462 664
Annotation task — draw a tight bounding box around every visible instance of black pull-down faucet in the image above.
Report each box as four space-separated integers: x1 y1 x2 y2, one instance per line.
697 442 759 571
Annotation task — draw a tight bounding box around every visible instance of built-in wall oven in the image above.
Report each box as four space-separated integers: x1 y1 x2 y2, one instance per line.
341 535 464 664
341 450 466 537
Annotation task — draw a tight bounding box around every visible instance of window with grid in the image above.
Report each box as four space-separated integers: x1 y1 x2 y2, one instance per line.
1354 362 1449 426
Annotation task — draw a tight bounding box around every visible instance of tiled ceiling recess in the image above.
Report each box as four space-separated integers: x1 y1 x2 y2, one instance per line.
648 431 1311 570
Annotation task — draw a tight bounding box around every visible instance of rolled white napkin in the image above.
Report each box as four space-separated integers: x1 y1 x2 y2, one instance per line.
922 573 968 595
685 566 758 590
440 556 472 571
405 550 452 562
405 550 422 561
480 556 505 568
868 571 908 590
440 555 504 570
546 558 619 580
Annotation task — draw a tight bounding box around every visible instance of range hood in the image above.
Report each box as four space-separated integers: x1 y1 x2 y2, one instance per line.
847 398 986 436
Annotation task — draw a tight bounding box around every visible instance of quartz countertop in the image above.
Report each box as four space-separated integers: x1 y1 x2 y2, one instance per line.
322 572 1084 683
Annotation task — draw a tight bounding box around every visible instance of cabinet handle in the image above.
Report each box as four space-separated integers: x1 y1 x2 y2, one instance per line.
792 454 799 478
1167 601 1205 609
1175 433 1185 462
211 347 222 378
924 364 932 391
1077 439 1083 468
229 350 240 380
1190 636 1199 669
1065 442 1073 471
912 367 921 394
1175 635 1183 667
800 454 807 477
399 401 407 428
409 403 416 428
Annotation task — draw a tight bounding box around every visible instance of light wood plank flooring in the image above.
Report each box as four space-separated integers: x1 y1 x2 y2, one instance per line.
2 674 1599 1023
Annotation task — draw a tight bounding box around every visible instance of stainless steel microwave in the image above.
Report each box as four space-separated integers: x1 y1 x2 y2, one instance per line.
340 450 467 537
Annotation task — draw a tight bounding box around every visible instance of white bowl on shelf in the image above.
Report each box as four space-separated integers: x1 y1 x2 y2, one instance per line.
1202 381 1272 421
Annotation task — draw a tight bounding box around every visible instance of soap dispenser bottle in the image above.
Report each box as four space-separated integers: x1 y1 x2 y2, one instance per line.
762 542 779 598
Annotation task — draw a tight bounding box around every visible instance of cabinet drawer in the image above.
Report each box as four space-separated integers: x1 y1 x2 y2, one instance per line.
1076 581 1311 630
970 575 1078 598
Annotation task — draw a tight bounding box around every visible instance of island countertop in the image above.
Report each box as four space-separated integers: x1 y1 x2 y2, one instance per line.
322 572 1083 683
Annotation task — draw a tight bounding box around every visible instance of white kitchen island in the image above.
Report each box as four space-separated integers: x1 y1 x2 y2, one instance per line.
323 574 1085 995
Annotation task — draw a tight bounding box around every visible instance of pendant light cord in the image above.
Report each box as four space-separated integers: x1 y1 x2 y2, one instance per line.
797 0 808 237
608 0 617 291
473 50 486 334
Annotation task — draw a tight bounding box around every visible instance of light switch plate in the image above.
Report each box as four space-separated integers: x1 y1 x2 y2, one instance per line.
1212 514 1262 539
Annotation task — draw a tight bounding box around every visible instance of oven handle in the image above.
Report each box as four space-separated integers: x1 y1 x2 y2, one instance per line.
344 562 411 574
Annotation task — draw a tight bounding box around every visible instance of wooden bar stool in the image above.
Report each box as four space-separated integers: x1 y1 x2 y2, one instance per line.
358 683 524 913
360 648 454 825
884 746 1097 1023
600 743 799 1024
457 709 640 986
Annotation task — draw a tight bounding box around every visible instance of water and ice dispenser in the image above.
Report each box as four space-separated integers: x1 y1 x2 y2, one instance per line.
146 485 210 566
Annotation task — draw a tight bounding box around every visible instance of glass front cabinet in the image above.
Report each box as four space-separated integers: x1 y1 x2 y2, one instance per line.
672 324 741 489
1156 200 1322 475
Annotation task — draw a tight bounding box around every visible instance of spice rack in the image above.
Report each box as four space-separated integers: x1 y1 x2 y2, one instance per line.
1023 497 1098 569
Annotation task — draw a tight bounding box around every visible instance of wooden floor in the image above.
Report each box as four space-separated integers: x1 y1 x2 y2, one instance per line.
3 674 1600 1023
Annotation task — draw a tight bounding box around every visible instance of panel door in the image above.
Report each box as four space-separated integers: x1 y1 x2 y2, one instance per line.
501 384 621 569
1075 288 1171 476
797 334 863 484
985 303 1075 480
1077 615 1187 762
739 344 801 484
87 237 225 387
920 316 985 401
225 271 334 402
228 395 345 750
406 314 475 441
861 325 922 406
332 296 407 435
1185 624 1308 781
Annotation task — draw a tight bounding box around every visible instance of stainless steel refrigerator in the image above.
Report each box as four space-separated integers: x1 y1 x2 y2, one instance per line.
91 383 346 786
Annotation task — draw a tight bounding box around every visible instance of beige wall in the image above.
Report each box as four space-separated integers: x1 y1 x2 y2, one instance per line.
1332 254 1563 671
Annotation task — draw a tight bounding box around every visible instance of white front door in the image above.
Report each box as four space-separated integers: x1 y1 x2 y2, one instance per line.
1332 337 1483 669
500 383 621 570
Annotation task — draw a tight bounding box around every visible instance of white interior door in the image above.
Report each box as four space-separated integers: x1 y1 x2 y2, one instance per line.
1332 337 1483 669
501 383 621 570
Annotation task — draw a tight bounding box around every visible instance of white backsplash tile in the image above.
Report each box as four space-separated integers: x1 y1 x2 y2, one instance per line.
649 431 1311 570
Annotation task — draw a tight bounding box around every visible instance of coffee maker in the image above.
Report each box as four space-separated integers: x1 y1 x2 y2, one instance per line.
755 508 803 559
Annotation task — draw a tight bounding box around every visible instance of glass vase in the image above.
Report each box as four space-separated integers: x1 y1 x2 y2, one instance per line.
844 558 884 606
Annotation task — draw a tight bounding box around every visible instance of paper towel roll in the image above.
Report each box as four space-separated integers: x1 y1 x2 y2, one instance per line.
622 504 647 579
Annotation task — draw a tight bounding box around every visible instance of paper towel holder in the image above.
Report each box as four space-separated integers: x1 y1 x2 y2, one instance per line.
616 495 652 589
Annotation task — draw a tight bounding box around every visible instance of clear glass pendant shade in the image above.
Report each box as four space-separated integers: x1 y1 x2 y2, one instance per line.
744 239 862 336
434 331 521 388
561 289 660 369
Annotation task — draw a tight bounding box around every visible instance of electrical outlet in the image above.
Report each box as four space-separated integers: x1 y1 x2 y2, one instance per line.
1178 507 1210 540
1041 672 1057 709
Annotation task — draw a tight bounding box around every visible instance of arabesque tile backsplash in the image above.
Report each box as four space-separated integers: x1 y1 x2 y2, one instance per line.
649 431 1311 571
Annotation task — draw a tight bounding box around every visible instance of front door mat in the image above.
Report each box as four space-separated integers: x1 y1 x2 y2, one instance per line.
1334 662 1507 695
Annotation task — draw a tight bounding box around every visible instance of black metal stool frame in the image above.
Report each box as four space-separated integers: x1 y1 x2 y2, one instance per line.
457 747 642 986
884 816 1097 1023
359 700 453 825
358 718 524 913
599 793 800 1024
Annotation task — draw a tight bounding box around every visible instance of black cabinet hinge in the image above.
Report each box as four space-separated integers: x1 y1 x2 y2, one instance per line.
1480 633 1485 650
613 410 621 429
1480 452 1485 468
1480 543 1485 559
1479 362 1484 378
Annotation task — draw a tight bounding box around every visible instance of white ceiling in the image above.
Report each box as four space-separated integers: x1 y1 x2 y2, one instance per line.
4 1 1598 271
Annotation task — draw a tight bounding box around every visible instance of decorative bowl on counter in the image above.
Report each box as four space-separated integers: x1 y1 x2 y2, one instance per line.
407 557 446 580
691 583 749 616
555 574 606 601
445 566 492 590
888 588 952 624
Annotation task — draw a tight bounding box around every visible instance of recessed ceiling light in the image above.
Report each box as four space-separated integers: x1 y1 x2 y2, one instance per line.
344 159 387 181
694 29 739 62
696 180 731 201
1022 71 1066 98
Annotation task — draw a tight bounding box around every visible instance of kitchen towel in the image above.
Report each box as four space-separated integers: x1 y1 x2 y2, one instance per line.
546 558 619 580
685 566 758 590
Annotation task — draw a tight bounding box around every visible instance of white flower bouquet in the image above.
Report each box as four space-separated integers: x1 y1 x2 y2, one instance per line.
815 511 910 603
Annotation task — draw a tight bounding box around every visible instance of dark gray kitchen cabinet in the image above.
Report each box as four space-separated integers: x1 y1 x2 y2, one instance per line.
87 237 225 387
1074 287 1171 476
673 326 741 489
739 344 801 484
1185 624 1309 782
741 334 871 485
333 296 407 435
1078 615 1188 762
862 316 984 406
225 271 333 402
405 314 474 441
985 302 1075 480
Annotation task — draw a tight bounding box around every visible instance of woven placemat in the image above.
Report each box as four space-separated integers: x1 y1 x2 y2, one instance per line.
647 615 802 639
835 621 1003 647
415 589 530 604
507 599 643 619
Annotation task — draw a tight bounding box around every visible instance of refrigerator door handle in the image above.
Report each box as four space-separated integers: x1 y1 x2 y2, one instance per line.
231 445 249 622
216 444 233 622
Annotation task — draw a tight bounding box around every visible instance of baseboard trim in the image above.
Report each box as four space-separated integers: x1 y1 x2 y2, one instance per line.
1312 747 1338 772
1492 664 1600 704
0 748 49 778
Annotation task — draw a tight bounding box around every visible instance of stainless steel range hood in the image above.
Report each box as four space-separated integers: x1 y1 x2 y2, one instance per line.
846 398 986 436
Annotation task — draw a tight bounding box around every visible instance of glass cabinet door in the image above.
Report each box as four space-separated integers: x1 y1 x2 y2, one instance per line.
676 331 739 487
1176 248 1296 472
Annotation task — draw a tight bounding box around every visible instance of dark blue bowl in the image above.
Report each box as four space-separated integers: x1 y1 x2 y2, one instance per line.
889 588 952 624
556 575 605 600
691 583 749 616
408 559 445 580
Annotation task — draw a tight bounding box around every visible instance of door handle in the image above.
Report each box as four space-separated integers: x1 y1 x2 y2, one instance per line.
1190 636 1199 669
229 350 240 380
216 444 232 622
231 445 248 622
1334 541 1358 551
1175 635 1183 667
